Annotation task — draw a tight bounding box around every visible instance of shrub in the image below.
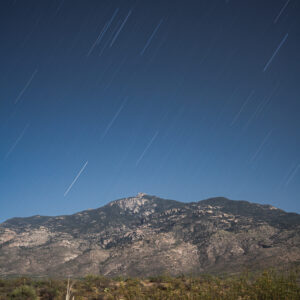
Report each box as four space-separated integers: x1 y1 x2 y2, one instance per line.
10 285 37 300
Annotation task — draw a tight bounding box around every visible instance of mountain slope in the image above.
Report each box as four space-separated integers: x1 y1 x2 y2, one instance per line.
1 193 300 277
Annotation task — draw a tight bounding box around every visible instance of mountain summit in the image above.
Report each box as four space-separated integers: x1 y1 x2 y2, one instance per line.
0 194 300 277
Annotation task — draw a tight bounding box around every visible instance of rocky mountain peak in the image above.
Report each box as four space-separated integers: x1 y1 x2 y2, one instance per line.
0 195 299 277
108 193 153 213
137 192 147 198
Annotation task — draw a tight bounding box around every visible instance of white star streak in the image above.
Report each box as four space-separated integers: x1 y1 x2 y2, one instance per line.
250 130 273 163
231 90 255 126
64 161 88 197
110 10 132 47
140 19 163 56
274 0 290 24
87 8 119 56
101 97 127 140
5 124 30 159
285 163 300 187
136 131 159 166
263 33 288 72
15 69 38 104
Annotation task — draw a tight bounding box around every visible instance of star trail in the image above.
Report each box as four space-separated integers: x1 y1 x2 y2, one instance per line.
0 0 300 221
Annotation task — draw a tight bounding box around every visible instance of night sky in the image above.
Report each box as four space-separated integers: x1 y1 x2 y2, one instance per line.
1 0 300 222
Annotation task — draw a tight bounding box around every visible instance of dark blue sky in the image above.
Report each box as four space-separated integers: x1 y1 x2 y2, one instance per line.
1 0 300 222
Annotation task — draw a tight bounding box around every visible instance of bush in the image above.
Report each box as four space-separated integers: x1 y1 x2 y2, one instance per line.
10 285 37 300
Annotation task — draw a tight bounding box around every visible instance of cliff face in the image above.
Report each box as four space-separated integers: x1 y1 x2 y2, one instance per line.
1 193 300 277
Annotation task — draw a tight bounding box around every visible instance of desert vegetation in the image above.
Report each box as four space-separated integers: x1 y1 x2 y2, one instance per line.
0 269 299 299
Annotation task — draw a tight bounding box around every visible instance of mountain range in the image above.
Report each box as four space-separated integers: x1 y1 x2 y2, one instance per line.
1 193 300 277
